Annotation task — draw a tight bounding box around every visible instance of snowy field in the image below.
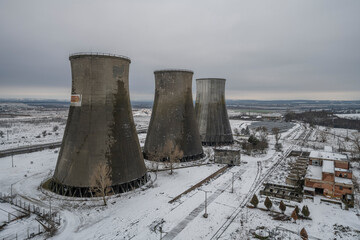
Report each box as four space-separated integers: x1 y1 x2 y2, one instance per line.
336 114 360 120
0 104 360 239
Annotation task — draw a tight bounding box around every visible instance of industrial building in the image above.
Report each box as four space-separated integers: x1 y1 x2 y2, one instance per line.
144 70 203 161
195 78 233 145
304 149 353 201
214 147 240 166
50 53 148 197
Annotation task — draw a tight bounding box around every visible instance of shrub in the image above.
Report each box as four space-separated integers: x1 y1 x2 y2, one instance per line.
264 196 272 211
53 125 59 132
250 194 259 208
300 227 308 240
291 209 298 222
301 205 310 217
294 205 300 215
279 200 286 214
248 135 259 146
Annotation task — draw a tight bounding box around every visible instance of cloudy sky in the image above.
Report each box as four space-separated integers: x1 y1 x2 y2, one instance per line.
0 0 359 101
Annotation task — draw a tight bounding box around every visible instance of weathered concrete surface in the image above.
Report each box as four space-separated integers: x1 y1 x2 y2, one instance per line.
52 54 147 188
195 78 233 145
144 70 203 161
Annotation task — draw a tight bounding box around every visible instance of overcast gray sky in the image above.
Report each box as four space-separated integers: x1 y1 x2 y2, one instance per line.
0 0 359 100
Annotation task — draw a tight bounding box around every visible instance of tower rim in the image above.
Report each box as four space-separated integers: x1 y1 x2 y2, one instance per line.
196 78 226 81
154 69 193 74
69 52 131 63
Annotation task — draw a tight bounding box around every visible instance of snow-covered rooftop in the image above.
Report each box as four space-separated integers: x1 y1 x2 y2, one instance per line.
335 168 351 173
335 177 353 185
305 165 322 180
309 151 348 161
322 160 334 174
304 186 315 191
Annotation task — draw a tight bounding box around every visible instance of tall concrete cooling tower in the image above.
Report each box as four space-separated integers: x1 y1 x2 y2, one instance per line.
195 78 233 145
144 70 203 161
49 53 147 197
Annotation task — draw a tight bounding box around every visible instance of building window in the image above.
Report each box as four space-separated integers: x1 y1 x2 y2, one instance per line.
313 160 320 166
344 174 347 178
339 186 343 190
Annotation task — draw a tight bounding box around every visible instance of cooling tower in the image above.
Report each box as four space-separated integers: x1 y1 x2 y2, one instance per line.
49 53 147 197
144 70 203 161
195 78 233 145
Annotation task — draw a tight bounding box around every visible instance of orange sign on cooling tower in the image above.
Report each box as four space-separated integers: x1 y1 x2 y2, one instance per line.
70 94 82 107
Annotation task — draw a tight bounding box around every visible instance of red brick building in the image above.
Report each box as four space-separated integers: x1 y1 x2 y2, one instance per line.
305 154 353 200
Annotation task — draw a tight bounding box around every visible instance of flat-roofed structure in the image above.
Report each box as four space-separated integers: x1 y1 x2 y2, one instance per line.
309 150 349 169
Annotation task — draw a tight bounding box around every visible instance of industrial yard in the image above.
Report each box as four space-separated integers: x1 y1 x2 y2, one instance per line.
1 103 360 239
1 0 360 239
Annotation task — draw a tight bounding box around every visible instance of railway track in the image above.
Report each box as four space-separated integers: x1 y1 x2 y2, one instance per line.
0 142 62 158
211 127 310 239
0 128 147 159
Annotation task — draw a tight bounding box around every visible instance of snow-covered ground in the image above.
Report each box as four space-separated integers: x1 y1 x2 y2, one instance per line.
336 113 360 120
0 104 359 239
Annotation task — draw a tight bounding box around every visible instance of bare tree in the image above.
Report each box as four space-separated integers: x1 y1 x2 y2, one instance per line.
256 126 268 142
90 162 112 206
272 127 281 144
272 127 282 151
147 149 164 180
319 131 327 143
256 127 269 154
350 132 360 159
163 140 184 175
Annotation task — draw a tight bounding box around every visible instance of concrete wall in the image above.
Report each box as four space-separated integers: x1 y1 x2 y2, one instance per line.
53 54 147 188
195 78 233 145
214 149 240 165
144 70 203 161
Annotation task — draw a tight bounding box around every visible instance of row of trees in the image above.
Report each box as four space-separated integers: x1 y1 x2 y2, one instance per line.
285 110 360 131
249 194 310 239
250 194 310 221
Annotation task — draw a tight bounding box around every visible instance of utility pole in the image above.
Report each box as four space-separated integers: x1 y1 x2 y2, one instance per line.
49 197 52 221
231 172 235 193
200 190 211 218
204 191 208 218
12 155 14 168
10 183 14 203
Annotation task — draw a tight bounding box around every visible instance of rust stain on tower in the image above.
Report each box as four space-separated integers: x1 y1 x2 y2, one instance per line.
50 53 147 197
